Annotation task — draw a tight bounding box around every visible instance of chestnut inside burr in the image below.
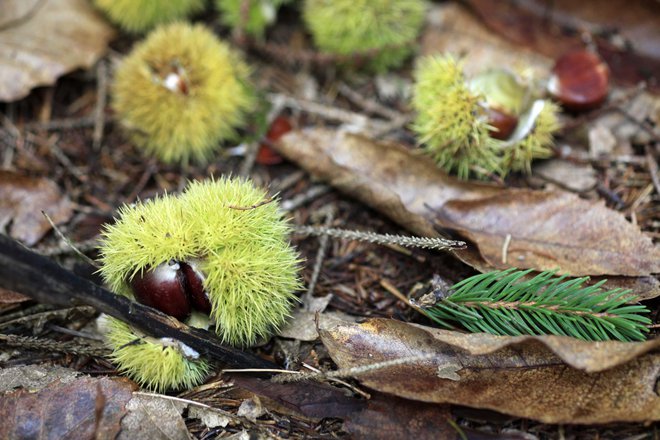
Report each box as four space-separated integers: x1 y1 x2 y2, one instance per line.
484 106 518 141
129 259 211 320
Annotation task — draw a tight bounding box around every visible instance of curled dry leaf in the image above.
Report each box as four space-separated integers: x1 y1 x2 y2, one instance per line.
0 171 73 246
230 375 454 440
343 393 454 440
0 0 115 102
462 0 660 89
319 317 660 424
0 375 135 439
421 3 552 77
435 191 659 276
274 128 660 297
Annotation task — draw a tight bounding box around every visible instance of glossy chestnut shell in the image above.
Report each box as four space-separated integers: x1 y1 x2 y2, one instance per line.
548 49 609 112
129 259 211 320
485 106 518 140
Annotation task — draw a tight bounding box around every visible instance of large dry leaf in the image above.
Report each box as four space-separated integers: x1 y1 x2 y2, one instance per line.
0 375 135 439
319 317 660 424
421 3 552 77
274 129 660 295
0 0 115 102
462 0 660 89
436 191 659 275
343 393 454 440
0 170 73 245
230 375 454 440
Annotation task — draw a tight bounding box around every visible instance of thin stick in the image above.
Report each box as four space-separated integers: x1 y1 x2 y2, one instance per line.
266 93 392 134
0 333 108 356
271 353 438 383
227 197 275 211
42 211 99 268
133 391 245 423
337 82 403 121
303 210 334 308
501 234 512 265
221 368 297 374
238 142 259 178
280 185 331 212
645 145 660 196
92 60 108 151
301 362 371 399
39 237 99 257
294 225 465 251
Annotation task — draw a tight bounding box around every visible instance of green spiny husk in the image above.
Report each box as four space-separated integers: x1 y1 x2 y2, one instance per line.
411 55 560 179
216 0 291 38
105 317 210 392
98 177 302 347
303 0 426 72
94 0 205 33
422 269 650 342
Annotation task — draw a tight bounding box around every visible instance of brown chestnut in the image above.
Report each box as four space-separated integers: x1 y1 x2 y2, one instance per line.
548 49 609 112
130 260 191 320
256 115 292 165
485 106 518 140
180 260 212 314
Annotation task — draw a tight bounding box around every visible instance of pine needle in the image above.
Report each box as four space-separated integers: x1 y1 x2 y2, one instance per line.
420 269 651 342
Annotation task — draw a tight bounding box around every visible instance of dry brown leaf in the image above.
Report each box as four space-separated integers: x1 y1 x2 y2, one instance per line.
0 376 135 439
0 287 30 305
230 375 365 420
462 0 660 89
343 393 454 440
319 317 660 424
274 129 660 292
421 3 552 76
533 160 597 193
0 170 73 245
0 0 115 102
119 394 191 440
230 375 454 439
436 191 659 276
278 309 357 341
0 0 42 27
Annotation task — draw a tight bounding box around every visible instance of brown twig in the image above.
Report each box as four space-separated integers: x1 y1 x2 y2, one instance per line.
645 145 660 196
302 208 335 308
227 197 275 211
0 233 275 369
42 211 99 268
92 60 108 151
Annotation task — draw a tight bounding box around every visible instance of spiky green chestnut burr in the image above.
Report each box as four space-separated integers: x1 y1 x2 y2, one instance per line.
412 55 560 178
502 99 560 173
302 0 426 72
94 0 205 33
98 177 301 347
180 179 301 345
469 69 560 173
111 23 255 164
105 317 210 392
216 0 291 38
412 55 501 179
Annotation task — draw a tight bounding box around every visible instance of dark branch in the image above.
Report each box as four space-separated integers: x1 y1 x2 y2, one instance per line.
0 233 275 369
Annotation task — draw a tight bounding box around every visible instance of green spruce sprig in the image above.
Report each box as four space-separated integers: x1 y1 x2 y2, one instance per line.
420 269 651 342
